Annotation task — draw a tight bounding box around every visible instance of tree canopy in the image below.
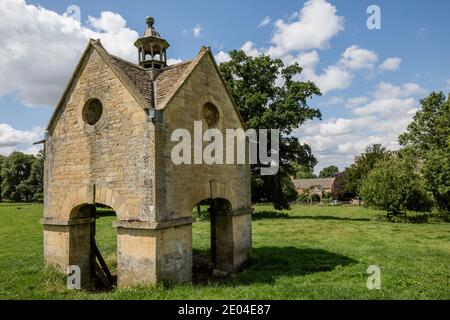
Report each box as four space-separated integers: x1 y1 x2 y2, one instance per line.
399 92 450 212
334 144 391 200
360 155 432 215
319 165 339 178
0 151 43 203
219 50 322 209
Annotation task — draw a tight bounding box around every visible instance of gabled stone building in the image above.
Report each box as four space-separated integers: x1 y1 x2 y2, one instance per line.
40 17 252 288
292 178 335 200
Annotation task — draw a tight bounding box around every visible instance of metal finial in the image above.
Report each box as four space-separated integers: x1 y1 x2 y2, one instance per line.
146 16 154 28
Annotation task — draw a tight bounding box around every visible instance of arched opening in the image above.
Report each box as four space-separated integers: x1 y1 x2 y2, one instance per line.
311 194 321 203
192 198 233 282
71 203 117 290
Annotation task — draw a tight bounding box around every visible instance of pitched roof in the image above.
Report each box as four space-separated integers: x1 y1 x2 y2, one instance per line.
292 178 335 190
47 39 214 131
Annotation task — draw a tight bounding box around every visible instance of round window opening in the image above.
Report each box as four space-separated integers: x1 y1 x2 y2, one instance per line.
82 99 103 126
202 103 219 128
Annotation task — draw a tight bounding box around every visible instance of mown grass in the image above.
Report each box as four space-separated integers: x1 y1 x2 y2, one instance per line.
0 203 448 300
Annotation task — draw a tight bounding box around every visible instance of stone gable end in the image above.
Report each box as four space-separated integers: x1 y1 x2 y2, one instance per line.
45 48 155 221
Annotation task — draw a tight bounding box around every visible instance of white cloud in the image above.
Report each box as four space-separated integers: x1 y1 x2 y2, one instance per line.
296 81 426 172
295 50 320 68
346 96 369 108
0 123 43 155
322 96 345 106
379 57 402 71
167 58 183 65
193 24 203 38
214 51 231 64
0 0 139 107
353 98 417 117
373 82 426 99
258 16 271 28
241 41 260 57
291 51 352 94
313 65 352 94
339 45 378 70
267 0 344 57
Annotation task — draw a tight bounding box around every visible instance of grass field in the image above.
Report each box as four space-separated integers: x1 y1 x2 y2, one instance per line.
0 203 448 300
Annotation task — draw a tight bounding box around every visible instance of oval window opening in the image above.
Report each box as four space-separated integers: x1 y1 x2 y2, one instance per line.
202 103 219 128
82 99 103 125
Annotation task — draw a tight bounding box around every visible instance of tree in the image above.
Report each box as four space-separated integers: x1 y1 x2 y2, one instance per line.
319 165 339 178
399 92 450 212
219 50 322 209
337 144 391 199
26 150 44 201
0 155 5 202
360 155 432 215
292 163 316 179
1 152 35 202
331 172 354 200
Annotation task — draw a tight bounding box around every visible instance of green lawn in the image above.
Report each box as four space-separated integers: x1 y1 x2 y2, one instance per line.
0 203 449 300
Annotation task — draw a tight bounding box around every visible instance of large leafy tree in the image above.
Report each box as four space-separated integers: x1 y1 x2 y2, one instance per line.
360 155 432 215
26 150 44 201
219 50 322 209
1 152 35 202
336 144 390 199
399 92 450 212
319 165 339 178
292 163 317 179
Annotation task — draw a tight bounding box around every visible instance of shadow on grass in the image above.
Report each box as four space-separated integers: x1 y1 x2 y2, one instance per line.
252 211 369 222
191 246 356 286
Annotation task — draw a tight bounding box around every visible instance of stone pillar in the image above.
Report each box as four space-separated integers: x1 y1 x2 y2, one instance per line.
41 217 94 288
214 207 253 272
114 217 193 288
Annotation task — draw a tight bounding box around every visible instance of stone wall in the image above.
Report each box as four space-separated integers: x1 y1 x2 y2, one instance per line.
160 53 252 220
44 48 155 221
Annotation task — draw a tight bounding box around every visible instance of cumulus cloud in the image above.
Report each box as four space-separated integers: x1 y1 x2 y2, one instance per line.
372 82 426 99
322 96 345 106
0 123 43 155
346 96 369 108
296 81 426 172
241 41 260 57
267 0 344 57
339 45 378 70
214 51 231 64
214 1 390 95
0 0 139 107
379 57 402 71
167 58 183 65
258 16 271 28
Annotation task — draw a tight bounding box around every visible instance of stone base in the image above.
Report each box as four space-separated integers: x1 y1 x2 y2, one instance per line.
215 212 252 272
115 221 193 287
41 217 94 288
41 211 252 289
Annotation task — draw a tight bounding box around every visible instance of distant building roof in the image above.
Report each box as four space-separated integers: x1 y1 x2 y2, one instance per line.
292 178 335 190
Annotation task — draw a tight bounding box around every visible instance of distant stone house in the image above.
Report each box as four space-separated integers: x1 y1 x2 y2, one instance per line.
292 178 335 200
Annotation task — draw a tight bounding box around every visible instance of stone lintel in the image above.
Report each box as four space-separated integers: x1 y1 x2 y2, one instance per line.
40 217 95 226
113 217 194 230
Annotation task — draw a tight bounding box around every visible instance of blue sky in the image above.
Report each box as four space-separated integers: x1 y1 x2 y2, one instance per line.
0 0 449 172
